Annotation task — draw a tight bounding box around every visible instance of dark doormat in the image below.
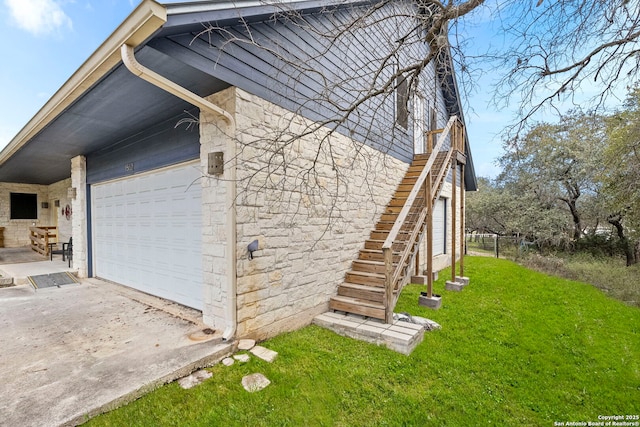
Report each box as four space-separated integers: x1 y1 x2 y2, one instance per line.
28 272 78 289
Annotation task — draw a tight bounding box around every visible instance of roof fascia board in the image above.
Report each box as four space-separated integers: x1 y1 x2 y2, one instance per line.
162 0 372 30
165 0 363 15
0 0 167 166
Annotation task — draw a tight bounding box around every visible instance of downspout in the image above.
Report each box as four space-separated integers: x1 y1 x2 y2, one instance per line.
121 44 238 341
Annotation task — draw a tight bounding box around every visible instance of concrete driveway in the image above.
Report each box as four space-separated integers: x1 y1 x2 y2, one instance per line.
0 277 233 426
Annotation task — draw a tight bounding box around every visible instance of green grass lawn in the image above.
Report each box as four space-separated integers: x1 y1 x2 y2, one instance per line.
86 257 640 426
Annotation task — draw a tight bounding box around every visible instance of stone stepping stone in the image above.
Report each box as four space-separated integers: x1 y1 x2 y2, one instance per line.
242 373 270 392
233 353 250 363
222 357 234 366
178 369 212 389
237 339 256 350
250 345 278 363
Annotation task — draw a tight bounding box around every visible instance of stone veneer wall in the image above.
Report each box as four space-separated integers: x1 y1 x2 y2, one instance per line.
46 178 73 243
228 88 409 340
71 156 88 278
0 179 71 247
199 90 237 330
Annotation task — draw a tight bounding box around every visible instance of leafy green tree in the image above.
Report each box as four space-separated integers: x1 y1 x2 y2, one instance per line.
466 176 572 248
603 85 640 265
498 112 606 241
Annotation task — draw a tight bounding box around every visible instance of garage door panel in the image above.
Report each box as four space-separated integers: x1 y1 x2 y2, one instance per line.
92 162 202 310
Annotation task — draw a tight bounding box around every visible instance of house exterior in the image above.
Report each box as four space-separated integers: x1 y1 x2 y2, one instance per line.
0 0 476 340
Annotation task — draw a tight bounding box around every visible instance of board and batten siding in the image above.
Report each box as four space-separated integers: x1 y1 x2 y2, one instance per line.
149 1 449 165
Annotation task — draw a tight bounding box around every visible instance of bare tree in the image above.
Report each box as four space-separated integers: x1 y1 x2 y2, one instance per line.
182 0 640 233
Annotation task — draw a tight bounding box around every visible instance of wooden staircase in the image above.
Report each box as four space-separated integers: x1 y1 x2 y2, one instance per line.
330 116 462 321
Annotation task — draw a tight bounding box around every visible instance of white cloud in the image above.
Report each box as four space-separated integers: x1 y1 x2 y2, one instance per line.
5 0 72 36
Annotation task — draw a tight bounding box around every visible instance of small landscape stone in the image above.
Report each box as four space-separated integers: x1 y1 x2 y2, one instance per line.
411 316 442 330
249 345 278 363
242 373 270 392
393 312 411 322
222 357 234 366
177 369 212 389
237 339 256 351
233 353 250 363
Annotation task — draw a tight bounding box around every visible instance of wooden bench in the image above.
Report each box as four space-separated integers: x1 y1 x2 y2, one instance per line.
29 226 57 257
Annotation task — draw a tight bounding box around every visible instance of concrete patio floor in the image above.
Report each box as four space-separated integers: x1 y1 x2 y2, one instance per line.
0 250 233 426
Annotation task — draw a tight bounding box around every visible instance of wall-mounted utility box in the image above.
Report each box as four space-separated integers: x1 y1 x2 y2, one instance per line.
208 152 224 175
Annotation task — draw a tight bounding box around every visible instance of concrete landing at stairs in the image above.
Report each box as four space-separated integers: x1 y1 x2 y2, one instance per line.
313 311 424 355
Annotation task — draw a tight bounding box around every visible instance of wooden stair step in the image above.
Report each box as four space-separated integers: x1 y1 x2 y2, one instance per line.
384 205 403 213
364 239 385 250
375 222 395 231
358 249 401 262
352 259 388 274
379 213 400 223
388 198 407 207
376 221 419 232
337 283 385 303
345 270 385 287
396 184 417 192
370 230 410 241
329 295 385 319
401 176 419 184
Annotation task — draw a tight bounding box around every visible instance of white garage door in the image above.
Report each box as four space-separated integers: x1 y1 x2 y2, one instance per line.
91 161 203 309
433 198 446 256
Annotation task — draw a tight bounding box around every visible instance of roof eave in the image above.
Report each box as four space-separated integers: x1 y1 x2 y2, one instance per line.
0 0 167 167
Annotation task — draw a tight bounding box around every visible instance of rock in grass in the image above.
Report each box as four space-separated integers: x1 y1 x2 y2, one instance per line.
249 345 278 363
222 357 234 366
242 373 270 392
237 339 256 350
234 353 250 363
178 370 212 389
411 316 442 330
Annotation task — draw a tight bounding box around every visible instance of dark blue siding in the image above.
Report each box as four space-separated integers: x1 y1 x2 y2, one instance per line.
149 1 445 165
86 112 201 184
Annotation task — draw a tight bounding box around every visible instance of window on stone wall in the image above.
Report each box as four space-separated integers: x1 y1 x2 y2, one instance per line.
10 193 38 220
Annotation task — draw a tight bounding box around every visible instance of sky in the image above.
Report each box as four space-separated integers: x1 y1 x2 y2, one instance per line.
0 0 609 180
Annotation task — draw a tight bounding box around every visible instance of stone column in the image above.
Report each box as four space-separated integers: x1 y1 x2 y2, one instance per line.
70 155 88 278
200 87 237 330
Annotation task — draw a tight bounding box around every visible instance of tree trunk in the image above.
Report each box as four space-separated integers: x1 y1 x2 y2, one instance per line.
560 197 582 241
608 214 636 266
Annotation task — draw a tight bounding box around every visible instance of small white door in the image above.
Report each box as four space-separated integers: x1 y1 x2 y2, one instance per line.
433 198 446 255
413 93 425 154
91 161 203 309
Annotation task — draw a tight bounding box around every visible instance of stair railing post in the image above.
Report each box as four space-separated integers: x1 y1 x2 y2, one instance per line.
383 247 394 324
459 162 465 278
426 164 433 298
451 159 457 284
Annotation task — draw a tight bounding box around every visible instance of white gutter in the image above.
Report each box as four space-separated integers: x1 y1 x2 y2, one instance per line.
121 44 238 341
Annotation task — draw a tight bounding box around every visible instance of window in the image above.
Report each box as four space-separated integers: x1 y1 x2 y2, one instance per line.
430 106 438 131
396 75 409 129
10 193 38 220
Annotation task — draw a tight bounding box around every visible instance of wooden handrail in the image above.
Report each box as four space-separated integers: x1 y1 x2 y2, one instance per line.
382 115 457 250
381 116 459 322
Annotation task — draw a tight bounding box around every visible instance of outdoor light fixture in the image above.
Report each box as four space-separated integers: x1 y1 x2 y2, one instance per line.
247 239 259 259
